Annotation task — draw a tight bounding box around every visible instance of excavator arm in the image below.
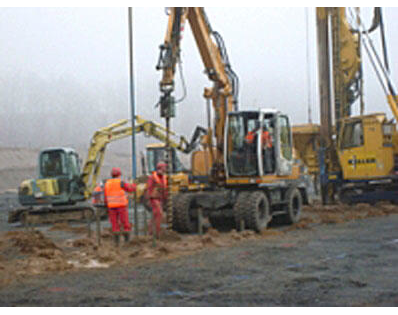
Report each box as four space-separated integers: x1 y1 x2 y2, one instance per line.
80 116 205 198
156 7 238 182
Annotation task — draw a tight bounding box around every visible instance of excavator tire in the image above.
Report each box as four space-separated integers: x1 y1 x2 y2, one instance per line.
280 187 302 224
233 191 251 231
171 195 181 231
244 191 270 233
173 193 198 233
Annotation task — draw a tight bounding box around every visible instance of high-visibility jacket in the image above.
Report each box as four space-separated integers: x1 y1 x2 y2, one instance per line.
262 131 273 149
245 131 256 144
147 171 167 199
104 178 128 208
246 130 273 148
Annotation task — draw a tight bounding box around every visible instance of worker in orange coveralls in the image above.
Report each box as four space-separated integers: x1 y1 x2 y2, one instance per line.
104 167 136 246
146 161 168 238
91 182 104 206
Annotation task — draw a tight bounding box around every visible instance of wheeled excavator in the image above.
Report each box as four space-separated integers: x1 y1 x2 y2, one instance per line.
156 7 312 233
294 7 398 205
9 116 206 224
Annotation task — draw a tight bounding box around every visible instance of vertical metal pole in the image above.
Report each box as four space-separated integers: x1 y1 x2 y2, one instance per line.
166 117 173 230
316 8 333 205
305 7 313 124
128 7 139 236
128 7 137 179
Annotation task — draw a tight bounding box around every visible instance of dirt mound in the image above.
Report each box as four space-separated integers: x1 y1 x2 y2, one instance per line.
303 202 398 225
0 230 75 285
72 238 95 248
160 230 182 242
5 230 58 253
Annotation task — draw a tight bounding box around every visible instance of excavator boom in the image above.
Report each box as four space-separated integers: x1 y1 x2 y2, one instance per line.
157 7 238 183
80 116 205 197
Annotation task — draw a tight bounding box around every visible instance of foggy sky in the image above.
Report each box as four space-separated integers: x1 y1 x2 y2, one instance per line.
1 7 398 156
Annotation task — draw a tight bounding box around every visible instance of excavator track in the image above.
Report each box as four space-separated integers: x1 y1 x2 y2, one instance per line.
8 203 102 226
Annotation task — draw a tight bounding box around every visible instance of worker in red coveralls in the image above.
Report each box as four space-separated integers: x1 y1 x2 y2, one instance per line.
146 161 168 238
104 167 136 246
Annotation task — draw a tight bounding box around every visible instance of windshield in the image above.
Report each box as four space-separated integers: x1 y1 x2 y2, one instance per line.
340 120 364 149
40 150 67 178
146 148 183 174
226 112 260 177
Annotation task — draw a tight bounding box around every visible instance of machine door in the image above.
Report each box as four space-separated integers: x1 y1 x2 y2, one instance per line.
39 149 70 196
275 115 293 176
226 112 260 177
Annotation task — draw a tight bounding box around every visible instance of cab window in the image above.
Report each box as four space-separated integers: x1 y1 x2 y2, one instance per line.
278 116 292 160
40 151 66 178
226 112 260 177
340 121 363 149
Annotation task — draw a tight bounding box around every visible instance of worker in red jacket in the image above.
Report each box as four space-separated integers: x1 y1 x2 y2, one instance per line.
146 161 168 238
104 167 136 246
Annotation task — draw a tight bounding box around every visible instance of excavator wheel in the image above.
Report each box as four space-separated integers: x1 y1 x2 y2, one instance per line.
233 191 251 231
280 187 302 224
244 191 270 233
173 193 198 233
171 195 181 231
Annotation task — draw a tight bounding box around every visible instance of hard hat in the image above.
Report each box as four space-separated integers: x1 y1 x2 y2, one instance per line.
111 167 121 177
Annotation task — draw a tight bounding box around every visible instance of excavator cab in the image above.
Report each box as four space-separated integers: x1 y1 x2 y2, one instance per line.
18 148 84 206
225 109 293 178
39 148 80 179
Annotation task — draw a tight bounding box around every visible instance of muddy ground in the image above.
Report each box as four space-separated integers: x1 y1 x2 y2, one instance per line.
1 191 398 306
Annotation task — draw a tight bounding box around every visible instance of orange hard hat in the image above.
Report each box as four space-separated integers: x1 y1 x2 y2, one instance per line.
111 167 121 177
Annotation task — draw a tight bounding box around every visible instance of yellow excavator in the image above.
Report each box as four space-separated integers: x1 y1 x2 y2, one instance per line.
156 7 312 233
9 115 206 224
293 7 398 204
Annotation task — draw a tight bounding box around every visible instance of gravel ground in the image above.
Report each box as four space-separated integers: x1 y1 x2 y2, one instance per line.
0 193 397 306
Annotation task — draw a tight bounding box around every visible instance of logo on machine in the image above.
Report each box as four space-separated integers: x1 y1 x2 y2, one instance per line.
348 155 376 169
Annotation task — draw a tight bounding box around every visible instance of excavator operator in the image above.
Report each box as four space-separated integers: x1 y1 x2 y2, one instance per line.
244 121 261 171
104 167 136 246
245 121 261 146
245 121 274 173
262 123 273 173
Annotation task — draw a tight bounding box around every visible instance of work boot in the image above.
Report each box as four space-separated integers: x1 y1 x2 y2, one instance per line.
123 232 130 243
113 234 120 247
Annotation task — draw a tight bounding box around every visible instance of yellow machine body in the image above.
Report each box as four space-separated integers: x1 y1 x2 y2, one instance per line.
338 113 398 180
293 113 398 182
19 178 59 197
292 124 320 176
